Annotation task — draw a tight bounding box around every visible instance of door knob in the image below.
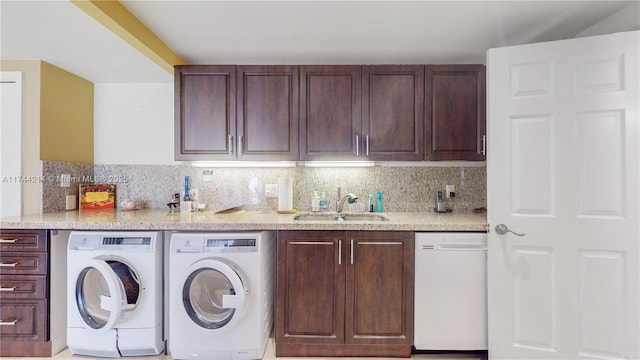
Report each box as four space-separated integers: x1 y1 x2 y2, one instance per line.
495 224 525 236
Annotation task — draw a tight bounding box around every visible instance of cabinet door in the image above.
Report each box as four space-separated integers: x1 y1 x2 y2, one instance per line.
300 66 361 160
425 65 486 160
237 66 299 160
0 300 47 342
276 231 345 345
363 65 424 161
345 231 414 345
175 65 236 160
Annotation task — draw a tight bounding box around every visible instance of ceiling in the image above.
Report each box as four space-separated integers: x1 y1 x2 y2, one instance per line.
1 1 638 84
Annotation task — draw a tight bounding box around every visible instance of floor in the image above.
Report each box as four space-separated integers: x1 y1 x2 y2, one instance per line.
8 338 488 360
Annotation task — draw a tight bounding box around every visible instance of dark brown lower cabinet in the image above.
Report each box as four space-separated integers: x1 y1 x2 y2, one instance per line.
276 230 414 357
0 229 65 357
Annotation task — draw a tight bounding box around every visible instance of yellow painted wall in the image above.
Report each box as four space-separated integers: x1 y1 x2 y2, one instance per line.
1 60 94 214
0 60 42 215
40 62 94 164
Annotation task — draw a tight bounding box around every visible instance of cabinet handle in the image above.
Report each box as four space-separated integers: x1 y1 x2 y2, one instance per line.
358 241 402 245
228 135 233 155
0 286 16 291
0 319 17 326
365 136 369 156
338 240 342 265
481 135 486 156
355 135 359 156
239 135 243 155
0 262 18 267
289 242 332 245
0 238 19 243
350 239 354 264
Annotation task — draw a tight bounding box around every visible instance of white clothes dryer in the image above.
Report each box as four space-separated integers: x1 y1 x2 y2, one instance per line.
169 231 275 360
67 231 164 357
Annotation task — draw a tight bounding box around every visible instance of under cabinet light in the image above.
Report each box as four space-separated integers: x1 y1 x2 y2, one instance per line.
303 161 376 168
190 161 297 168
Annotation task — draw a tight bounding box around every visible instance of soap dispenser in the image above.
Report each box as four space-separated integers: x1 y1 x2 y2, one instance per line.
311 191 320 212
374 191 384 213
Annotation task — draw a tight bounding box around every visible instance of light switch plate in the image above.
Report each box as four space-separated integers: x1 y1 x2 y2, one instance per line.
265 184 278 198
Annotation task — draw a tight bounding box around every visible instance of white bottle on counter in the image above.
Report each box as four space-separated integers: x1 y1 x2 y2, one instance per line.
311 191 320 212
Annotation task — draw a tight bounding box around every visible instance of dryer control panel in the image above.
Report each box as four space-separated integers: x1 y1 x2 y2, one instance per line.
68 231 157 251
205 238 256 252
171 233 262 253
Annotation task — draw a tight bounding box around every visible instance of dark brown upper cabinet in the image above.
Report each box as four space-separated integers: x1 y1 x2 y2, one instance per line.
175 65 236 160
176 63 486 162
300 65 424 161
299 65 362 160
425 64 486 161
237 65 299 160
175 65 299 161
362 65 424 161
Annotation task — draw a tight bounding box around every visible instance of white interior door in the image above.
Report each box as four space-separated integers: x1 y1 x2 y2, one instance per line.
0 72 22 218
487 31 639 359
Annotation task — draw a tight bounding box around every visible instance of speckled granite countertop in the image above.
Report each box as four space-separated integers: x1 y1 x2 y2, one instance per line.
0 209 488 232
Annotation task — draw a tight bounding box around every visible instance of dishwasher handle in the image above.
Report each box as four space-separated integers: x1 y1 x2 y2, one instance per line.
420 244 487 251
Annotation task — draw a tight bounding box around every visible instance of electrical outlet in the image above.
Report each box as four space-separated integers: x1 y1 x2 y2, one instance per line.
65 195 77 210
446 185 455 198
265 184 278 198
202 170 214 183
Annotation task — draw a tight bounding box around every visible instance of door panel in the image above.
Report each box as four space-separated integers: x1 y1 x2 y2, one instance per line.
0 72 22 217
577 110 625 217
510 246 556 352
510 114 554 216
276 231 344 344
237 65 299 160
425 65 486 160
578 250 627 359
300 66 361 160
345 231 413 345
362 65 424 160
487 31 639 359
175 65 236 160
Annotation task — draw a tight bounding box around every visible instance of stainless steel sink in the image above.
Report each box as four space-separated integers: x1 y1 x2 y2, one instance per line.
293 213 389 222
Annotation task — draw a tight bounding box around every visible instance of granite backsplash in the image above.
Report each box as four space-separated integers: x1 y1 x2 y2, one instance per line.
42 161 486 213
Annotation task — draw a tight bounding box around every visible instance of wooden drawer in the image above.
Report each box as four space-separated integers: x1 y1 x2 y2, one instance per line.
0 252 47 275
0 300 47 341
0 230 47 252
0 275 46 299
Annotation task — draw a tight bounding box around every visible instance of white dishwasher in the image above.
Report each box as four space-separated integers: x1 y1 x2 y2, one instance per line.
414 232 488 351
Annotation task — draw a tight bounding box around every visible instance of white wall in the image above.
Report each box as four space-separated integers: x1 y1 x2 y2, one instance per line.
94 83 177 165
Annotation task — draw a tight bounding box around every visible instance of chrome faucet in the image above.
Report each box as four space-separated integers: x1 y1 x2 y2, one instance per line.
336 191 358 213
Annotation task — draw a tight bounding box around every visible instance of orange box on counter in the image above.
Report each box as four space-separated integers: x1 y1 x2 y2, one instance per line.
79 184 116 209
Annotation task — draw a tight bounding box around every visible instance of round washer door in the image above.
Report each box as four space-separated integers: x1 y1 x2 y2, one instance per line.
74 258 141 333
182 259 247 331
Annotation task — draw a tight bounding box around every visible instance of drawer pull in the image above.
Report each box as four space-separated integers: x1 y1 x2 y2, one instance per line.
0 286 16 291
0 319 17 326
0 262 19 267
0 239 19 243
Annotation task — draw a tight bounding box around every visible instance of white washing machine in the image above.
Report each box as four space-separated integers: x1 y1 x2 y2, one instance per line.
67 231 165 357
169 231 275 360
